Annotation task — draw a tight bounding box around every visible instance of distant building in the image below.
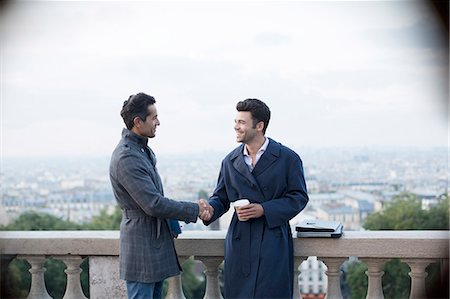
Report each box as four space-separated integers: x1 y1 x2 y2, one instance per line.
307 193 345 208
339 190 381 212
298 256 327 298
411 188 441 210
315 203 361 230
305 178 321 193
0 203 10 226
218 208 234 230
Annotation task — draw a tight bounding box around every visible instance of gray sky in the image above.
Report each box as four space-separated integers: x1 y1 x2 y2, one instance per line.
1 0 448 157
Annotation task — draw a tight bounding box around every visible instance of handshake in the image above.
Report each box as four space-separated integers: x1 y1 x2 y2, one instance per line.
197 199 214 221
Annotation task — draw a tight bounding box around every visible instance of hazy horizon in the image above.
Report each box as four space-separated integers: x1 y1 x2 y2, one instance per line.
1 144 447 160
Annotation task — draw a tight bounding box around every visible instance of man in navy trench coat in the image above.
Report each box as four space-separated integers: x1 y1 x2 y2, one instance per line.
203 99 309 299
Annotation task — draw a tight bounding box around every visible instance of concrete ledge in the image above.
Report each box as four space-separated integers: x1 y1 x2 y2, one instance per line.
0 230 448 259
0 231 121 256
293 230 449 258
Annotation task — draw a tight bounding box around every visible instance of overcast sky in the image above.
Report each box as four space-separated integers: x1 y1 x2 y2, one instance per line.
1 0 448 157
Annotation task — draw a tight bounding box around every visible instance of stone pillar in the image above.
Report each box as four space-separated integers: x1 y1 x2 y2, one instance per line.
321 257 345 299
89 256 126 299
19 255 52 299
403 258 433 299
166 256 188 299
196 256 223 299
361 258 388 299
58 255 87 299
293 256 307 299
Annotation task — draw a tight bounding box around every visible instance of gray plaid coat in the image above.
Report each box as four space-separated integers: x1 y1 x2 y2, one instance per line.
110 129 199 283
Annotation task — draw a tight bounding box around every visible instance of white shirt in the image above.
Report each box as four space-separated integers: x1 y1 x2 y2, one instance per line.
243 137 269 172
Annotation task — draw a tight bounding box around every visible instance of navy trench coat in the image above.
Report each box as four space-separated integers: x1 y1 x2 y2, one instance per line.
205 138 309 299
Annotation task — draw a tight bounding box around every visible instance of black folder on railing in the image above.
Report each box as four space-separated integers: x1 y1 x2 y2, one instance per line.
296 219 344 238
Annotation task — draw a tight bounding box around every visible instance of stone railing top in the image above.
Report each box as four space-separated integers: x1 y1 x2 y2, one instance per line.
0 230 448 259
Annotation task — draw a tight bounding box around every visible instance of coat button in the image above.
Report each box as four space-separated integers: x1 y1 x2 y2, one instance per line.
263 186 268 191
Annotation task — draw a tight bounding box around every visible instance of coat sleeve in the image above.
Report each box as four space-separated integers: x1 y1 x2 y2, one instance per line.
261 154 309 228
117 153 199 223
203 161 231 226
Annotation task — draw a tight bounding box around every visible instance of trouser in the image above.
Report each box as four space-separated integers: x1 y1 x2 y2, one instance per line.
126 280 163 299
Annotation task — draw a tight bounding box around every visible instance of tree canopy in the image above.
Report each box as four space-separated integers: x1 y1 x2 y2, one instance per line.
363 192 449 230
1 211 80 231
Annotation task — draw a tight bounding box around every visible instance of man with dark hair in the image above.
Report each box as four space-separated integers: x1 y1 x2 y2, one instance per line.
110 92 210 299
203 98 309 298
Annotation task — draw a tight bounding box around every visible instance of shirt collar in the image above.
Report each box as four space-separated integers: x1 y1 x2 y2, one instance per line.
243 137 269 156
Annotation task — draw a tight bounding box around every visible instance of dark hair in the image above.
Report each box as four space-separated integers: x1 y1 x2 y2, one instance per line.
120 93 156 130
236 98 271 134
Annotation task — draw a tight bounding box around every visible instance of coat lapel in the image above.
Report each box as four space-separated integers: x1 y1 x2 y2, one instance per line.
251 139 280 177
231 146 260 188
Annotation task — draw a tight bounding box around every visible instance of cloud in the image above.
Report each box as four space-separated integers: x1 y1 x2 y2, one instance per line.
2 118 122 157
254 32 290 47
363 15 448 50
0 0 448 157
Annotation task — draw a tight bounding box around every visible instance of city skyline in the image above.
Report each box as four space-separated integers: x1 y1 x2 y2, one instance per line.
1 146 447 227
1 0 448 157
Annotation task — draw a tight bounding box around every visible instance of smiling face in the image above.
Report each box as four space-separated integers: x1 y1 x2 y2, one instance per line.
234 111 262 144
133 104 160 138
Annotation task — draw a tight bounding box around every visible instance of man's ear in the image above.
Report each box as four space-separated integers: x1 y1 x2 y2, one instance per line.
133 117 142 128
256 121 265 132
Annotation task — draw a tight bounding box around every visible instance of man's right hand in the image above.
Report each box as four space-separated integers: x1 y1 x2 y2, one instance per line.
197 199 214 221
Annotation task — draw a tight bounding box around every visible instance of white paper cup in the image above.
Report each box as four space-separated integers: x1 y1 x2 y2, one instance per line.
234 199 250 221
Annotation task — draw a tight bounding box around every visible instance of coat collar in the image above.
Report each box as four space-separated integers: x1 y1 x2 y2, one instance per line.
230 138 280 185
122 128 149 148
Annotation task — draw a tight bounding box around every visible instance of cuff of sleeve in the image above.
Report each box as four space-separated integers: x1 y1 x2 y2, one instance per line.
260 202 276 228
184 203 199 223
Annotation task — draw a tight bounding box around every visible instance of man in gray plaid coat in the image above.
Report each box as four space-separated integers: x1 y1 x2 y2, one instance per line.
110 92 210 298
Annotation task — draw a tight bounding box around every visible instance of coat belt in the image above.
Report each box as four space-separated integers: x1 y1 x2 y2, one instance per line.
123 209 147 218
122 209 162 238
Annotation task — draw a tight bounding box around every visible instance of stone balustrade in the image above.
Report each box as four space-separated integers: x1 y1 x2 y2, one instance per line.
0 230 448 298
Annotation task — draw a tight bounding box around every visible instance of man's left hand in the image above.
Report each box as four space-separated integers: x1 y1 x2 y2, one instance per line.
236 203 264 220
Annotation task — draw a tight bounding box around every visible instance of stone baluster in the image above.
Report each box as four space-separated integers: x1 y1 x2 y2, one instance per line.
59 255 87 299
321 257 346 299
361 258 388 299
293 256 307 298
196 256 223 299
403 258 433 299
166 256 188 299
19 255 52 299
